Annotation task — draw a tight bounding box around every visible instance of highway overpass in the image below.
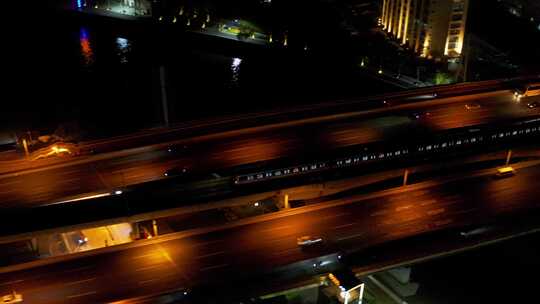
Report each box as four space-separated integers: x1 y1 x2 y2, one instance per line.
0 81 538 236
2 161 540 303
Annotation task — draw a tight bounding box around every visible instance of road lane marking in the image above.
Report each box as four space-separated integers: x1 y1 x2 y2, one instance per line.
139 278 160 285
64 266 94 273
396 205 412 212
0 179 22 186
452 208 479 215
273 247 301 256
0 279 24 286
321 212 347 220
370 209 390 216
434 219 454 226
259 225 291 233
132 252 159 260
66 291 97 299
332 223 355 229
0 188 17 194
196 251 225 259
200 263 229 271
337 232 366 241
427 208 445 216
193 239 224 247
66 278 96 286
135 264 162 272
420 199 438 206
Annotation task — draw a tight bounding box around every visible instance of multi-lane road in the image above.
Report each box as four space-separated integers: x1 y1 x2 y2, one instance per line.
0 90 538 210
2 161 540 303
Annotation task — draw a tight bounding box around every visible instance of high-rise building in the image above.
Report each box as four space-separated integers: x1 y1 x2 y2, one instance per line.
380 0 469 59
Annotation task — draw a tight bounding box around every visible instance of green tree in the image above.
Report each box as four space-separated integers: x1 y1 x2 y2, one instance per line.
434 72 454 85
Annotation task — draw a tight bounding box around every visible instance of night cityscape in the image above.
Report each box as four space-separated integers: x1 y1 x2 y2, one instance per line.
2 0 540 303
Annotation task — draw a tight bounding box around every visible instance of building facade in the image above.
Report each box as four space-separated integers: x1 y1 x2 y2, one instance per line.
381 0 469 59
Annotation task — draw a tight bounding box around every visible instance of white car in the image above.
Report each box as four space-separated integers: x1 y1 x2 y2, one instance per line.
2 292 23 303
297 236 323 246
465 103 481 110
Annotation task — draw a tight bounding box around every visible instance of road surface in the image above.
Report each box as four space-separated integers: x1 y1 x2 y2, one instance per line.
0 90 538 210
1 163 540 303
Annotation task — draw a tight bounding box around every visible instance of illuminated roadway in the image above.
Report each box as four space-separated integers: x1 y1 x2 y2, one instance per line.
0 90 538 210
1 162 540 303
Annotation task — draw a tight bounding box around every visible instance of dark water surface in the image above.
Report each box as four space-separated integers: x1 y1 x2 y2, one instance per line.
8 8 396 140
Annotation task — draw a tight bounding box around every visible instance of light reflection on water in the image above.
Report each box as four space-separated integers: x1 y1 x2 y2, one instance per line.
230 57 242 87
79 27 94 67
116 37 131 64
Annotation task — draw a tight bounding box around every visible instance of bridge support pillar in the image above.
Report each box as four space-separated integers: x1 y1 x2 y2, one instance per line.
131 222 140 240
505 149 512 165
152 220 159 237
403 169 409 186
277 193 290 209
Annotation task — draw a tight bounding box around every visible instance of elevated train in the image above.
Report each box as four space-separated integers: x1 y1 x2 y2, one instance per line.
234 116 540 185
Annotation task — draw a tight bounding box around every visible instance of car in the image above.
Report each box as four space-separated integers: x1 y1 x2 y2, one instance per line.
527 101 539 109
465 103 481 110
460 226 495 238
2 291 23 303
495 166 515 178
381 100 391 106
297 236 323 246
166 144 188 153
313 260 332 267
408 111 431 120
164 166 189 177
68 231 88 247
